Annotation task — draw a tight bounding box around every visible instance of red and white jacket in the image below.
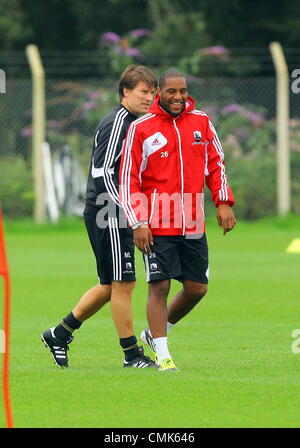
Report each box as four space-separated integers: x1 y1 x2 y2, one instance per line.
120 94 235 236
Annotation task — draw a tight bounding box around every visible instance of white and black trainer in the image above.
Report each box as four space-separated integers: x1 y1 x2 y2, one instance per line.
140 328 156 351
41 327 73 367
140 328 158 363
123 346 157 368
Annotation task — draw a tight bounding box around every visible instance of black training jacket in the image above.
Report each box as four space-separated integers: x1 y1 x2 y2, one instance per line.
84 105 137 216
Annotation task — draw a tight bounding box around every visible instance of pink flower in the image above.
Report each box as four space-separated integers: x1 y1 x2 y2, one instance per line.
21 126 32 137
125 48 142 58
102 32 120 44
244 111 265 127
221 104 243 115
130 29 150 38
221 104 265 127
83 101 97 111
200 46 230 59
86 91 102 100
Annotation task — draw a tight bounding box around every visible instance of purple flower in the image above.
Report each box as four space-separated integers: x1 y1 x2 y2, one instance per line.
21 126 32 137
244 111 265 127
130 29 150 38
222 103 265 127
200 46 230 60
125 48 142 58
221 104 243 115
102 32 120 44
235 128 249 140
83 101 97 111
86 91 102 100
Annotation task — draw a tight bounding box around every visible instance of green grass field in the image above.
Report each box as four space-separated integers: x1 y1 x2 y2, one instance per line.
1 215 300 428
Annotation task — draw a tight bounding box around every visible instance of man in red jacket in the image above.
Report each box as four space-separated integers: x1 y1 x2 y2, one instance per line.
120 69 236 371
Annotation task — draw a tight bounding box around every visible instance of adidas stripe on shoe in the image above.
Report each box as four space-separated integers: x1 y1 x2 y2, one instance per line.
123 346 157 368
41 327 73 368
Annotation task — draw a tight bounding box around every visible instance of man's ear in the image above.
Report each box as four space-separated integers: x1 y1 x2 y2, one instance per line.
157 88 161 97
123 88 130 98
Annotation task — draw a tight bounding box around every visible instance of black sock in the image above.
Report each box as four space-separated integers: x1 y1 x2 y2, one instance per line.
54 312 82 341
120 335 140 362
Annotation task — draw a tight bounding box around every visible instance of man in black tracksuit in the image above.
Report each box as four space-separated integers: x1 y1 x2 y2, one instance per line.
84 105 139 283
41 65 158 368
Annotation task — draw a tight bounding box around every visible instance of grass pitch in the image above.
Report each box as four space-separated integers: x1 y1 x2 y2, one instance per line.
1 215 300 428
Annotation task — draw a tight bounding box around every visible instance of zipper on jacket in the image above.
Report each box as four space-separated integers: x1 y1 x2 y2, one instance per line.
149 188 157 225
204 141 209 176
173 118 186 235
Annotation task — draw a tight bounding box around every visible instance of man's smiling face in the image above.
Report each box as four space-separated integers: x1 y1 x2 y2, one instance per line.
158 76 188 116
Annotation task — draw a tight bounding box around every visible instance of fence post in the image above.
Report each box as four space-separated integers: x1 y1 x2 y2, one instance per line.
26 45 46 223
269 42 290 216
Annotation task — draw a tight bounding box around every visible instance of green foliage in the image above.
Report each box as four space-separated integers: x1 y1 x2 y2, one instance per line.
99 30 150 78
141 9 210 62
0 0 32 48
0 0 151 51
206 103 277 220
43 80 118 176
290 150 300 214
201 0 300 47
204 106 300 220
14 80 300 220
1 0 300 80
227 150 277 220
0 156 34 217
0 80 31 159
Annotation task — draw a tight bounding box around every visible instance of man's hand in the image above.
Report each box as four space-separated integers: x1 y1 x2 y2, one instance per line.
134 224 153 253
217 204 237 235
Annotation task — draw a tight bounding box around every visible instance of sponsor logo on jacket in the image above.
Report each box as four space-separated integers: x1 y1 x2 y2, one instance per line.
143 132 168 156
192 130 206 145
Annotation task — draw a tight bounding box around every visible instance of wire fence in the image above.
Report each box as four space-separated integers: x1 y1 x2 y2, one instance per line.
1 75 300 220
1 47 300 77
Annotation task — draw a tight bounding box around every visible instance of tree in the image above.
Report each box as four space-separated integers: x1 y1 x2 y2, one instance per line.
201 0 300 47
0 0 150 51
0 0 32 51
141 0 211 64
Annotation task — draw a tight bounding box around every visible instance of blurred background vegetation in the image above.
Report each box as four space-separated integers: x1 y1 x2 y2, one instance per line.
0 0 300 219
1 0 300 77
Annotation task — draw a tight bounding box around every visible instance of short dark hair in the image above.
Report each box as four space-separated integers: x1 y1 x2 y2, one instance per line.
159 69 186 88
118 65 157 99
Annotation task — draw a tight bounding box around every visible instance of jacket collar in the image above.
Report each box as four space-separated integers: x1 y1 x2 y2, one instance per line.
118 103 138 119
149 92 195 119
